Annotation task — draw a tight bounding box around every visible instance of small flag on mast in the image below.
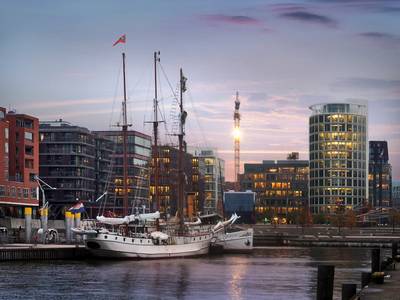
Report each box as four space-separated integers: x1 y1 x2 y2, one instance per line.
113 34 126 46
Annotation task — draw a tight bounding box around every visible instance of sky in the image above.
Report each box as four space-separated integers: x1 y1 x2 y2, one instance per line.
1 0 399 181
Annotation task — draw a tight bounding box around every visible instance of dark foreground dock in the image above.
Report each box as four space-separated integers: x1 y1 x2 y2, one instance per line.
359 267 400 299
314 243 400 300
0 244 89 261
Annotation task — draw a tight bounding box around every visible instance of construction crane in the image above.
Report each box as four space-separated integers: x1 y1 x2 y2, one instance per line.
233 91 241 191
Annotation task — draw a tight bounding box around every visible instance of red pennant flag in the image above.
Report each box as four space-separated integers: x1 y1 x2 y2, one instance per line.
113 34 126 46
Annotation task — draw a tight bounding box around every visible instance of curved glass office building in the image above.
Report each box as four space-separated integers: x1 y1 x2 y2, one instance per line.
309 103 367 214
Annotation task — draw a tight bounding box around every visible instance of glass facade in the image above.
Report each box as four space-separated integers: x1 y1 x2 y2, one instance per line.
241 160 309 222
309 103 367 214
40 122 100 218
368 141 392 207
189 148 225 214
94 130 152 214
393 180 400 209
150 145 196 216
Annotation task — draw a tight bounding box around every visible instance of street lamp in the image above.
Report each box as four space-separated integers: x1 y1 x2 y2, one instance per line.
34 175 56 243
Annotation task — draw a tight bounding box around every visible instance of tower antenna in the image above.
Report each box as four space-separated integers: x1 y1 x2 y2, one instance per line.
234 91 241 191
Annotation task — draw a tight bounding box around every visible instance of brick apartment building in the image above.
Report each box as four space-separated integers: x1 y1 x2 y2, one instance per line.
0 107 39 218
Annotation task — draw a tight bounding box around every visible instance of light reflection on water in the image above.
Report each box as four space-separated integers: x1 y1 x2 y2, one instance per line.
0 247 371 300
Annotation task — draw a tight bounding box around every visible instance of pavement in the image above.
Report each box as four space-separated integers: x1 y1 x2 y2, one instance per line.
359 263 400 300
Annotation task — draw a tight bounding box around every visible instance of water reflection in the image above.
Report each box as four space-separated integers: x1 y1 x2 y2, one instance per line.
176 263 189 299
229 257 247 300
0 247 371 300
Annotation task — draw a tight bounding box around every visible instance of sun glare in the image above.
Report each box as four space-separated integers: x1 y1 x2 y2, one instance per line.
233 127 241 140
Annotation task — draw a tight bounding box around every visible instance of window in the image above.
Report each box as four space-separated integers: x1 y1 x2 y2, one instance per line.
24 132 33 141
10 187 16 197
30 188 37 199
135 145 150 157
0 186 5 197
5 128 8 139
25 145 34 156
135 136 151 148
23 188 29 198
29 173 36 182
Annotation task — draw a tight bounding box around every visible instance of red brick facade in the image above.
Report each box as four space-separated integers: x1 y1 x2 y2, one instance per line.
0 107 39 214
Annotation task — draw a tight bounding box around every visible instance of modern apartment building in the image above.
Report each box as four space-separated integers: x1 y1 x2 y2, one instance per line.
309 103 367 214
189 148 225 214
40 120 100 218
0 107 39 218
369 141 392 208
191 155 205 216
150 145 196 216
241 158 309 221
94 130 152 215
39 121 151 218
393 180 400 209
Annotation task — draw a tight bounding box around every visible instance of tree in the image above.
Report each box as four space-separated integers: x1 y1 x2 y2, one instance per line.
313 213 326 224
298 206 312 233
389 209 400 234
345 210 357 229
331 204 346 234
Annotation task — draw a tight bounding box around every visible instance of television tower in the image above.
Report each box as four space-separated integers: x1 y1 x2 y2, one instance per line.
233 91 241 191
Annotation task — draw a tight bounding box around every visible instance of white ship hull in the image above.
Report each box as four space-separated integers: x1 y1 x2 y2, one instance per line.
215 228 253 252
85 232 212 259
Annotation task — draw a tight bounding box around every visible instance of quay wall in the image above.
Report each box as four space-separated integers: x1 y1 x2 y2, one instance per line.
0 245 89 261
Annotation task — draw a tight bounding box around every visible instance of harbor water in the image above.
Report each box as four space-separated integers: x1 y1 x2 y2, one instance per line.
0 247 371 299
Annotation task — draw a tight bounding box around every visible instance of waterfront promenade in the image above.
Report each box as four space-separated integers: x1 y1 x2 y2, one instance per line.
253 224 400 247
360 266 400 300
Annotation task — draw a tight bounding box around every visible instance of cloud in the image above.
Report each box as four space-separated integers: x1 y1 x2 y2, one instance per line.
309 0 400 14
200 14 261 26
269 4 309 13
360 31 396 39
358 31 400 44
17 97 114 109
333 77 400 90
280 11 337 27
247 92 268 103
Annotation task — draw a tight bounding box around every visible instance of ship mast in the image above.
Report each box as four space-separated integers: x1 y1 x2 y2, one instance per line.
121 52 131 216
178 68 187 230
153 51 161 213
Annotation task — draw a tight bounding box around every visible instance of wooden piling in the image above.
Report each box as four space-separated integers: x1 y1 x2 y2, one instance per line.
361 272 371 288
341 283 357 300
317 265 335 300
371 248 381 273
392 242 398 260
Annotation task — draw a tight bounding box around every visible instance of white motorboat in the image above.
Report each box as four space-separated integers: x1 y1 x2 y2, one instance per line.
215 227 253 252
200 213 254 252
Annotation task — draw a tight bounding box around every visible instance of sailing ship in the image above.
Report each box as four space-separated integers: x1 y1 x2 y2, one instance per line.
73 50 229 258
